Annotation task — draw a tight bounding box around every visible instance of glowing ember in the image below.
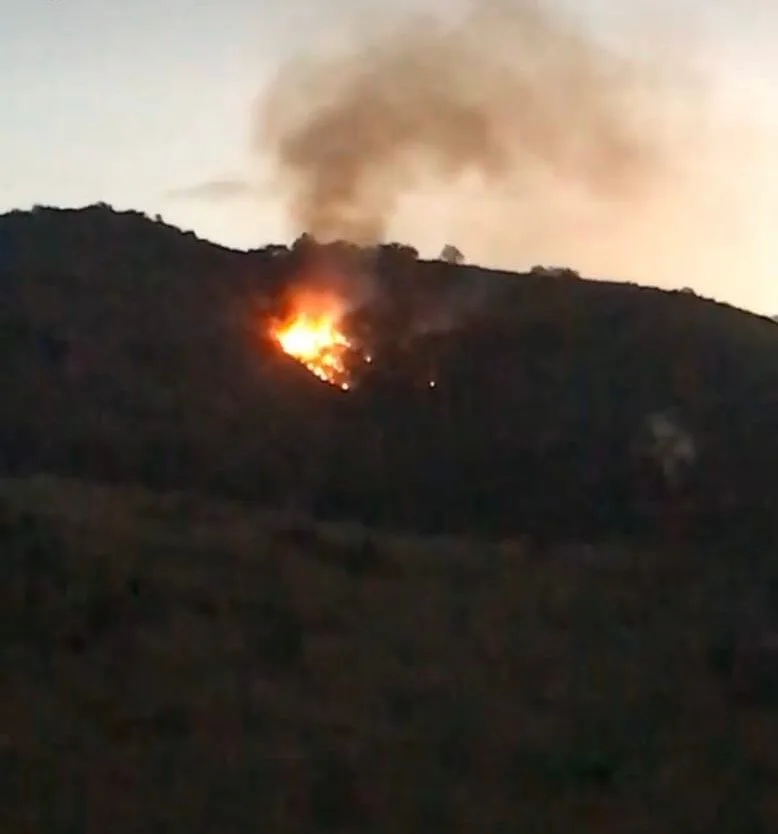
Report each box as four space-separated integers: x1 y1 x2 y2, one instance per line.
270 292 353 389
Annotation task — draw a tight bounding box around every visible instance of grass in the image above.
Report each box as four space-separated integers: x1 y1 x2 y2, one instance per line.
3 473 778 832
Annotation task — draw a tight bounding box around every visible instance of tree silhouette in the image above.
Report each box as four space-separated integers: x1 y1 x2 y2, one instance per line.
440 244 464 264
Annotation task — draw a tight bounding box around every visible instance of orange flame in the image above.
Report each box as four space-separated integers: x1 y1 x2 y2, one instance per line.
270 290 353 390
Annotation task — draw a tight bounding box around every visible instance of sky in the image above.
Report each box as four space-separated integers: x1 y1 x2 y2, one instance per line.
2 0 778 313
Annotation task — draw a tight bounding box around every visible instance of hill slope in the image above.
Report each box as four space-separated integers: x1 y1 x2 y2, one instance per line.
4 474 778 833
2 203 778 540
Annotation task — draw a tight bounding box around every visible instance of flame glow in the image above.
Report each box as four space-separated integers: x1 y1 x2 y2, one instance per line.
270 291 353 389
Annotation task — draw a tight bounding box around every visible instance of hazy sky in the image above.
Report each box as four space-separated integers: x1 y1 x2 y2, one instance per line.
2 0 778 313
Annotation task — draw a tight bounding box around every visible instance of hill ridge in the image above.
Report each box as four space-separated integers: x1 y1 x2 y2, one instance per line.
1 201 777 543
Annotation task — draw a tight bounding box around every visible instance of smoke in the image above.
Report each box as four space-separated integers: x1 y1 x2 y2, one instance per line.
253 0 710 246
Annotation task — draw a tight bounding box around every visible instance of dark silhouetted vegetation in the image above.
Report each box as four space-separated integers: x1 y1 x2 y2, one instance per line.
2 203 778 547
2 475 778 832
5 204 778 831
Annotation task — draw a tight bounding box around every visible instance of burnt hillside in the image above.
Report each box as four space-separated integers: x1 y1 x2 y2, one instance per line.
2 204 777 541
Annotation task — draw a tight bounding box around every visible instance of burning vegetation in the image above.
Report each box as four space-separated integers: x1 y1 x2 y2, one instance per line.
262 238 452 392
269 289 354 390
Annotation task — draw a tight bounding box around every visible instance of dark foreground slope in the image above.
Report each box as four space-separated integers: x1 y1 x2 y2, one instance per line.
3 204 778 541
4 475 778 833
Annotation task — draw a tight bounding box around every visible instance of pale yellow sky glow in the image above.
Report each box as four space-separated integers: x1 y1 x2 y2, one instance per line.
2 0 778 314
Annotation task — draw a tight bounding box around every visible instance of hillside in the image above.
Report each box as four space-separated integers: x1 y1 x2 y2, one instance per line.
4 474 778 833
5 207 778 832
2 203 778 541
0 205 337 501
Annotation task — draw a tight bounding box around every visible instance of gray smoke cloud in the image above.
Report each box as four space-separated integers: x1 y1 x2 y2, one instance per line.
252 0 709 245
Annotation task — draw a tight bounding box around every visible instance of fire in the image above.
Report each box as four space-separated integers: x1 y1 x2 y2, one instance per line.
270 290 353 390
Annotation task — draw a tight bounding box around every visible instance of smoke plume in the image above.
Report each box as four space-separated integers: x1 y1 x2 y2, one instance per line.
253 0 708 245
